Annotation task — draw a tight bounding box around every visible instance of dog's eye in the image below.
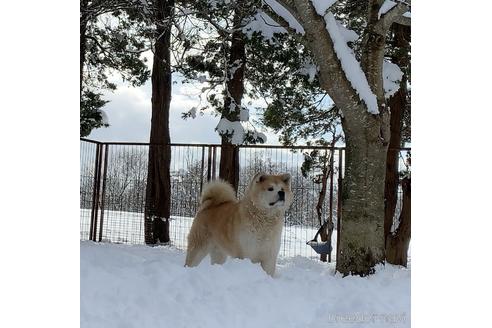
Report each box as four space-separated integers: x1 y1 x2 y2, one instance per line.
268 187 274 191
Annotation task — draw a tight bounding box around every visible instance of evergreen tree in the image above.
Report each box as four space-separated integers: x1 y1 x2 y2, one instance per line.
80 0 151 136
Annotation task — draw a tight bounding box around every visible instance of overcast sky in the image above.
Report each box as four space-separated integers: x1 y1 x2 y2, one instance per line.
88 74 280 145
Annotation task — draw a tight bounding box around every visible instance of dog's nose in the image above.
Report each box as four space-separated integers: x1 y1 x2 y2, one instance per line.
278 190 285 201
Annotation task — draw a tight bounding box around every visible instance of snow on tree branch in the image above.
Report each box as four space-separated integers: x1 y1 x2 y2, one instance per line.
375 0 411 33
378 0 397 19
264 0 305 35
216 118 267 145
324 13 379 114
242 11 287 42
382 61 404 99
310 0 337 17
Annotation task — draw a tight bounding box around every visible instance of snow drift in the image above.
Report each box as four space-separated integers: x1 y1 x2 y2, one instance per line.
81 242 410 328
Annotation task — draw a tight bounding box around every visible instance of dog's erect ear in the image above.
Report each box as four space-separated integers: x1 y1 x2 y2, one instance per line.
253 172 266 183
281 173 291 185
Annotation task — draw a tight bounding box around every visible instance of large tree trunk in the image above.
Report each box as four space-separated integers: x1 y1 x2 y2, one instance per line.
144 0 174 244
218 13 245 191
336 113 389 276
385 177 411 266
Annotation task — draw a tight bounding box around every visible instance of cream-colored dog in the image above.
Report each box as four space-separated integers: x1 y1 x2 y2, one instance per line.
184 173 293 276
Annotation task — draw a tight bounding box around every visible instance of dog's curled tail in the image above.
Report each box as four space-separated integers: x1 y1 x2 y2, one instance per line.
199 180 237 211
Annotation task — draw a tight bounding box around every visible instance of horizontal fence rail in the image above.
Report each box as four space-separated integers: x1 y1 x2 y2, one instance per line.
80 138 410 260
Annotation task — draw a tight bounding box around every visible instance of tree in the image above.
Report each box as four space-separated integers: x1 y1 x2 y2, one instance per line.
383 23 411 266
300 138 338 262
177 1 273 190
261 0 410 276
144 0 175 244
80 0 151 136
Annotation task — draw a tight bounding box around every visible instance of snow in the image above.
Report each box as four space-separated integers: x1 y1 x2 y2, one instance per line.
99 109 109 125
298 61 318 82
324 13 379 114
240 108 250 121
264 0 305 35
242 11 287 42
311 0 338 16
187 107 197 119
378 0 397 19
402 11 411 18
216 117 269 145
216 117 245 145
335 20 359 43
383 61 404 99
81 241 410 328
197 75 207 83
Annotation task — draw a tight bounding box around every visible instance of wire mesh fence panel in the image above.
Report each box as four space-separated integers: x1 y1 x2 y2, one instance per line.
98 144 149 244
80 140 98 241
80 139 409 260
237 146 343 259
168 145 212 250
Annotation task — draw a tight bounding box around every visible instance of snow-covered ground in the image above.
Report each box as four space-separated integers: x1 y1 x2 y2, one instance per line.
81 241 410 328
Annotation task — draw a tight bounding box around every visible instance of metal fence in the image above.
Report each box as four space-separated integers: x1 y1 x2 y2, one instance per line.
80 138 410 260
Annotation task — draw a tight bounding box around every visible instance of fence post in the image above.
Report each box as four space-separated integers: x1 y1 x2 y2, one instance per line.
89 143 101 241
200 146 205 194
336 148 343 261
211 146 217 180
328 148 335 262
98 144 109 242
207 146 212 182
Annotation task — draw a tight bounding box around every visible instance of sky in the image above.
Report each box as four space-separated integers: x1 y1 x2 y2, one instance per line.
88 74 281 145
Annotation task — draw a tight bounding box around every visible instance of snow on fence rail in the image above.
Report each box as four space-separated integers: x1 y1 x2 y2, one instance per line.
80 138 410 259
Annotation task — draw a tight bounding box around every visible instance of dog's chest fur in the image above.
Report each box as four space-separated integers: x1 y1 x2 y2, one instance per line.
236 200 284 259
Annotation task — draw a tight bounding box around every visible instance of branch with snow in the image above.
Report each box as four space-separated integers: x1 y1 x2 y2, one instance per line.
216 117 267 144
310 0 338 17
375 0 411 34
263 0 305 35
324 13 379 114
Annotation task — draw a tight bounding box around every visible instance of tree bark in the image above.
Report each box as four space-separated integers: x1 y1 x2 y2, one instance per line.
80 0 89 94
316 158 332 262
336 117 389 276
384 23 410 254
144 0 174 244
385 177 411 266
218 12 245 191
384 87 404 240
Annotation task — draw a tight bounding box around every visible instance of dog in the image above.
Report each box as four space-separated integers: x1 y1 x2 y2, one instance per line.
184 173 293 276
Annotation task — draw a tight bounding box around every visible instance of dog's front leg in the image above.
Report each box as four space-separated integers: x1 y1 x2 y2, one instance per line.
260 258 276 277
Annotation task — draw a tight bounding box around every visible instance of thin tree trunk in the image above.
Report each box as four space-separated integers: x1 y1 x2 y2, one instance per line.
218 12 245 191
384 87 404 240
316 158 331 262
385 177 411 266
384 23 410 254
144 0 174 244
219 140 239 191
80 0 88 94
